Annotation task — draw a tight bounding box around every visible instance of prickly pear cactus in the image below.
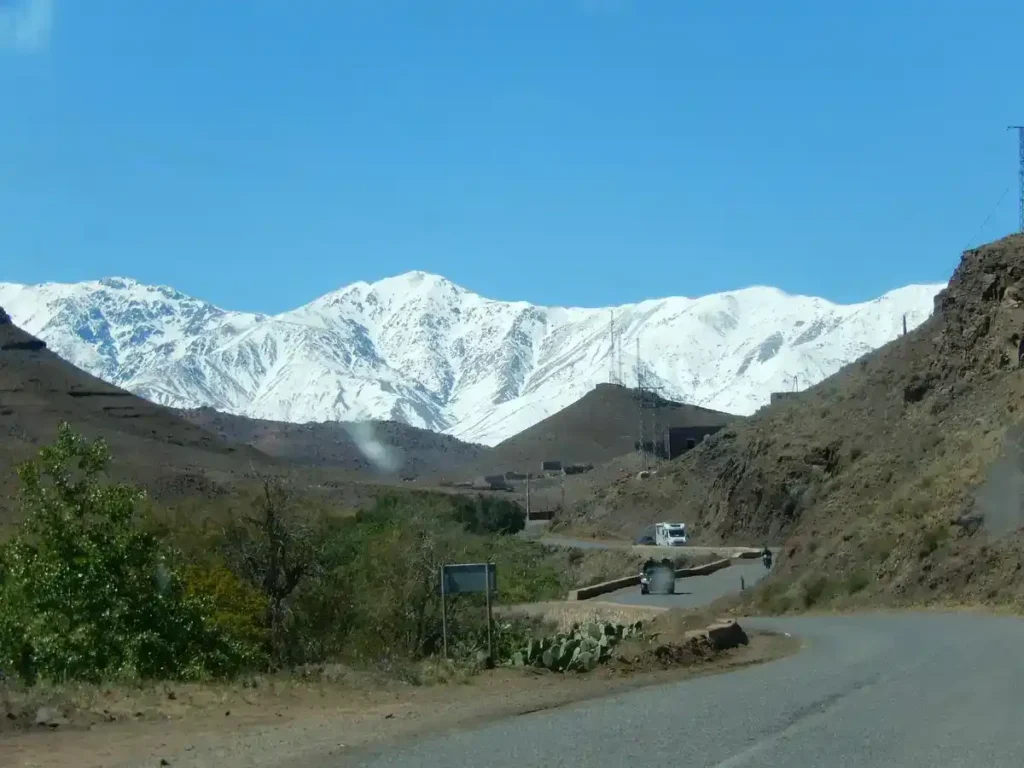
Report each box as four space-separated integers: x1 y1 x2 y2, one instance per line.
505 620 646 673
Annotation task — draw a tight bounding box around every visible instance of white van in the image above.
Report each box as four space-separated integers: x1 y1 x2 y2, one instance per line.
654 522 688 547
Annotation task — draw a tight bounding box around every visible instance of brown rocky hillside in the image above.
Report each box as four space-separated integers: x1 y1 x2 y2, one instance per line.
453 383 738 480
176 407 488 478
0 308 282 520
0 310 396 526
558 234 1024 610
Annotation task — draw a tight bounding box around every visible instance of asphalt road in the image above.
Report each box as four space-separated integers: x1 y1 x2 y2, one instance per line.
600 558 771 609
349 562 1024 767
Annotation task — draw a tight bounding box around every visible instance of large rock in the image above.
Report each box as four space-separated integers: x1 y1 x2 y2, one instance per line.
684 619 749 651
706 619 749 649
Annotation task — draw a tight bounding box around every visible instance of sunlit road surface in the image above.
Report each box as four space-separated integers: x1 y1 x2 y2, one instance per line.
345 561 1024 767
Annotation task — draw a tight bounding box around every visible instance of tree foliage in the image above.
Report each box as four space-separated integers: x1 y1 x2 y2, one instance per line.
449 495 526 536
0 423 253 684
220 475 326 666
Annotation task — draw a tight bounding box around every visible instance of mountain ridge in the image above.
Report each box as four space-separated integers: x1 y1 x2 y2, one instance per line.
0 272 945 446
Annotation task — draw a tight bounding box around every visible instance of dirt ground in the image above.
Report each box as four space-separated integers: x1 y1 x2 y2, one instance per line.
0 629 797 768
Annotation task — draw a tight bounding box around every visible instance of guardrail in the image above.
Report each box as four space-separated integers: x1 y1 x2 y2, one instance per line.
567 557 735 600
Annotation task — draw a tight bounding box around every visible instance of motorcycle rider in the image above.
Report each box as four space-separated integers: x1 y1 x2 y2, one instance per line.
640 557 656 594
762 544 773 569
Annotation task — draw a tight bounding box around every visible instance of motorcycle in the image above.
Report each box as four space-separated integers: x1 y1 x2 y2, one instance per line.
762 552 773 570
640 569 651 594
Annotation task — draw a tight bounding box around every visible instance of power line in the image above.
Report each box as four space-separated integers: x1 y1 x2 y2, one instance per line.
1010 126 1024 234
962 184 1012 253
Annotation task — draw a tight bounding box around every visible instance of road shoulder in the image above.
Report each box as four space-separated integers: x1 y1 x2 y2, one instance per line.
0 631 799 768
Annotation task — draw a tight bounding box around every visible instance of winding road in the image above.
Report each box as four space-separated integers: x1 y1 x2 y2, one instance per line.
349 557 1024 767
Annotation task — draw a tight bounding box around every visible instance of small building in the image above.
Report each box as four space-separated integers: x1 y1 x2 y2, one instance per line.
666 425 725 460
563 463 594 476
541 460 563 473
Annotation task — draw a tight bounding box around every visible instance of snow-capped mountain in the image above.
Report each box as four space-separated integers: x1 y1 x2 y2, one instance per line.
0 273 944 446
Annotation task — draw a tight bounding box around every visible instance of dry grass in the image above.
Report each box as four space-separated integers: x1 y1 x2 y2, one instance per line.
0 658 487 735
497 600 667 632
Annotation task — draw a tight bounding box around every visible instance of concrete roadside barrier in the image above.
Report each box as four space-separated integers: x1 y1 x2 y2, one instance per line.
568 574 641 600
733 549 763 560
568 557 735 600
676 558 732 577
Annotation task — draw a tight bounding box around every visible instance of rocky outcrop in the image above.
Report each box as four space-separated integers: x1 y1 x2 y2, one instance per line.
565 233 1024 611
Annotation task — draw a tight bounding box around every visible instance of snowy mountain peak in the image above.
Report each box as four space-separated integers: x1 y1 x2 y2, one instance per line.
0 273 946 446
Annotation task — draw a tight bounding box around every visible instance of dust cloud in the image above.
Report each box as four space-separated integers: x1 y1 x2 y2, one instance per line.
343 421 403 474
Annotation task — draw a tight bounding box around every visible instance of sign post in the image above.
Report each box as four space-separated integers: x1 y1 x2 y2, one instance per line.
440 565 448 660
439 562 497 664
485 572 493 664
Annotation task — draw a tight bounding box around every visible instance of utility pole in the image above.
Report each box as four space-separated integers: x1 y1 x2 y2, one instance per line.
608 312 616 385
617 326 624 386
636 336 649 472
1010 126 1024 233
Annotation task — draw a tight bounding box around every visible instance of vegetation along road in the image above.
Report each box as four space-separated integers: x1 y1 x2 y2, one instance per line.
347 569 1024 767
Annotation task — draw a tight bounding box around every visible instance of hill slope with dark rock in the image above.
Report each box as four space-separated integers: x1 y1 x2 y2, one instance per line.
454 383 739 479
558 234 1024 610
176 407 489 478
0 306 286 522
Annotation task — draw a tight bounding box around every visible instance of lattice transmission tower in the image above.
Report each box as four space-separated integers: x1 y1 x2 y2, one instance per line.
1010 125 1024 233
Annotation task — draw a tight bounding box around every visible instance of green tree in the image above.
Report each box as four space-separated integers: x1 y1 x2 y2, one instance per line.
0 423 250 683
220 474 326 666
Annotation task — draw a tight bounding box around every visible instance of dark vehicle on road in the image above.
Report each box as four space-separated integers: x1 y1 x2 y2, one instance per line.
640 558 676 595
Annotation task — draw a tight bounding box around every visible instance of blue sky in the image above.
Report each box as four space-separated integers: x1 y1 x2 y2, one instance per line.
2 0 1023 313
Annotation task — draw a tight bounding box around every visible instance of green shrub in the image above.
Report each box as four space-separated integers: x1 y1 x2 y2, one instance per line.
303 497 555 666
0 424 253 684
486 538 563 603
800 575 838 608
845 569 871 594
183 563 269 665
